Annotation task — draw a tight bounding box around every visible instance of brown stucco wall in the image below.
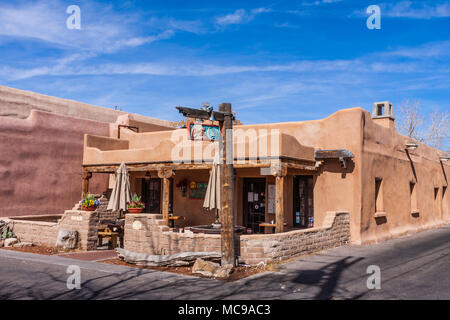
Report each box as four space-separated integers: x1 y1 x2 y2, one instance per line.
86 108 363 241
360 112 449 243
0 110 109 217
84 106 449 246
234 108 363 243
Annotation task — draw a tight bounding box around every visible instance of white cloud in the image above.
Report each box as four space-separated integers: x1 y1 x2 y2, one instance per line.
215 9 248 26
383 1 450 19
384 41 450 59
0 0 181 54
215 7 271 27
4 42 447 81
302 0 343 6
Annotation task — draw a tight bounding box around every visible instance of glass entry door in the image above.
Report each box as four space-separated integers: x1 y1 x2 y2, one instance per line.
142 178 161 213
243 178 266 234
142 178 173 214
293 175 314 228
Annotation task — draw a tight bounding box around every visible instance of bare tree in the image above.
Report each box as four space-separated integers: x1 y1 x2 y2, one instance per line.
396 100 449 151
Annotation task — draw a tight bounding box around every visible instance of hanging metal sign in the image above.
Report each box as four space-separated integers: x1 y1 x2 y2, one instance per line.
188 122 221 141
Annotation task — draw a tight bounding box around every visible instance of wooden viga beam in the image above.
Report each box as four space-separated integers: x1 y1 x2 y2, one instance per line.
176 106 234 122
314 149 354 169
314 149 354 160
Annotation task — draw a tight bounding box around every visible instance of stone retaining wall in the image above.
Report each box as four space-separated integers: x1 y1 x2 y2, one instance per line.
7 210 100 250
124 211 350 265
124 214 222 255
72 195 120 221
239 211 350 265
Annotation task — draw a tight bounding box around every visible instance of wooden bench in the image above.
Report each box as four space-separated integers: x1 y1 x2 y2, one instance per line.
98 228 120 248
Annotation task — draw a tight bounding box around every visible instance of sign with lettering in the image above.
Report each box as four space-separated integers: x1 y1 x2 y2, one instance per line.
189 122 221 141
189 181 208 199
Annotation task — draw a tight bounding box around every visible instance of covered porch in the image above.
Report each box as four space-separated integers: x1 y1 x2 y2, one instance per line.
81 156 321 235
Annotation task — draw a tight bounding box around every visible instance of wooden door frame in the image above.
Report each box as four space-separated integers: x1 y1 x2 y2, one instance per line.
242 178 266 232
292 175 314 228
141 178 174 214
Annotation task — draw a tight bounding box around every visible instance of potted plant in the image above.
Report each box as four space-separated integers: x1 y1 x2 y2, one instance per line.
127 194 145 213
82 194 100 211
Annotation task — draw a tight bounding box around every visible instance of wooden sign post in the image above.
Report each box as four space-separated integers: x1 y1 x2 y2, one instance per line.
176 103 236 268
218 103 235 268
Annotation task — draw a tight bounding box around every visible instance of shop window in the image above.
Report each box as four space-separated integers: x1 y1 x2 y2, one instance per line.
142 178 161 213
410 182 418 215
434 187 439 215
293 176 314 228
375 178 384 213
443 187 448 214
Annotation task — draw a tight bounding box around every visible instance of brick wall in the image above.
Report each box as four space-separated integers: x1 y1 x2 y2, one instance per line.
124 211 350 265
7 210 100 250
239 211 350 265
73 195 120 221
124 214 221 255
9 219 59 246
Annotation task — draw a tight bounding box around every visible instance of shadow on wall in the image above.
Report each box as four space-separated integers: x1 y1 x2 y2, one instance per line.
318 159 355 179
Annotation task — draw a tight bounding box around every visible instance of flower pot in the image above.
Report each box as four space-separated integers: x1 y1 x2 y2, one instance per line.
82 205 97 211
127 208 144 214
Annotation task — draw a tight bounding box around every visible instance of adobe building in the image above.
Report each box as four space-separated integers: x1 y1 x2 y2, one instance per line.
81 101 450 246
0 85 175 217
1 86 448 264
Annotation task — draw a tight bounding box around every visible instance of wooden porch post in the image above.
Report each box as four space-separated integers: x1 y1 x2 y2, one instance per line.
273 162 287 233
275 176 284 233
158 167 174 226
82 171 92 198
219 102 235 268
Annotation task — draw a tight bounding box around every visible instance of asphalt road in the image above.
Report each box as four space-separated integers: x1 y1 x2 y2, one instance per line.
0 225 449 300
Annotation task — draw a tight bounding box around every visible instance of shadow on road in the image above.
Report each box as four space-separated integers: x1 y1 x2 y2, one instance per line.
292 256 365 299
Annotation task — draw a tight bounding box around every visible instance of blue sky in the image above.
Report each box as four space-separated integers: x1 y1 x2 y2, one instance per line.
0 0 449 127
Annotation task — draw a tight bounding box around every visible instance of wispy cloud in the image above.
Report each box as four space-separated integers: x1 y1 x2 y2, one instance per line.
352 1 450 19
383 1 450 19
384 41 450 59
302 0 343 6
0 0 188 54
214 7 271 27
4 39 449 81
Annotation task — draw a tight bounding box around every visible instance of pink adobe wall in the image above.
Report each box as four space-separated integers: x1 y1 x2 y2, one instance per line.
0 110 110 217
0 85 174 129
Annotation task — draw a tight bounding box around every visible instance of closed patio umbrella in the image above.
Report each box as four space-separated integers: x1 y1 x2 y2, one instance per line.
203 154 221 225
107 163 132 213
